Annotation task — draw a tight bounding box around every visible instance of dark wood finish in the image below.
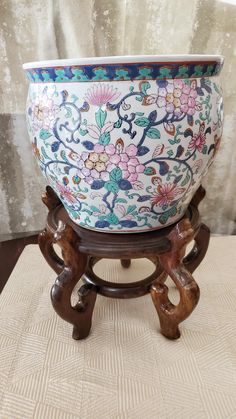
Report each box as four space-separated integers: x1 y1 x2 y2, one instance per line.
39 185 210 340
150 218 200 339
38 186 97 339
38 228 64 275
38 186 64 274
42 185 62 210
183 185 210 274
84 257 164 298
121 259 131 268
183 223 210 274
50 222 96 340
46 204 200 258
190 184 206 208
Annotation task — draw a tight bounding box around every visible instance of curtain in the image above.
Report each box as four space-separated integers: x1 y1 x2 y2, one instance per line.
0 0 235 234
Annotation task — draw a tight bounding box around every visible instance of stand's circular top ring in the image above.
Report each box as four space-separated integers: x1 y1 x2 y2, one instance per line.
47 204 200 258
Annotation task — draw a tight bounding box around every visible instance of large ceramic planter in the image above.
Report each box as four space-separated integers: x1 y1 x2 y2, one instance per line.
23 55 224 233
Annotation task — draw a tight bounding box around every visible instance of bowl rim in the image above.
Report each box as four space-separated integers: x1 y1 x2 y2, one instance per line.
23 54 224 70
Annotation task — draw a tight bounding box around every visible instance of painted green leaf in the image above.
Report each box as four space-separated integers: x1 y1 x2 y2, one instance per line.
107 213 119 225
127 205 136 214
71 94 78 103
79 128 88 136
140 81 151 95
90 206 100 213
110 167 122 182
144 166 156 175
114 119 122 128
64 105 72 118
99 132 110 146
159 207 177 225
82 209 93 215
173 165 181 174
181 173 190 187
60 150 69 162
213 82 221 95
202 144 208 154
170 207 177 216
95 108 107 128
98 215 107 221
168 138 181 145
146 128 161 139
105 181 119 193
41 146 50 160
134 117 150 127
39 129 52 140
167 150 174 157
116 198 127 203
159 213 169 225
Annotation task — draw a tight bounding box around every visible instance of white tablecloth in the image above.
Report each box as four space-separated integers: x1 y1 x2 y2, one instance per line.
0 237 236 418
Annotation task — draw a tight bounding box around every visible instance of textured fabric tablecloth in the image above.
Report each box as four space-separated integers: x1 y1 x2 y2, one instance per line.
0 237 236 419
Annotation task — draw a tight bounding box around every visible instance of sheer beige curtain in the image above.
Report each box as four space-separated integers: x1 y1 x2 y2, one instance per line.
0 0 235 234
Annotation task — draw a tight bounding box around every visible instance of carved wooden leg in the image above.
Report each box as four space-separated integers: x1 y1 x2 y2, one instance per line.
42 185 62 210
38 185 64 274
183 185 210 273
51 221 97 340
184 223 210 273
121 259 131 268
150 219 200 339
38 228 64 274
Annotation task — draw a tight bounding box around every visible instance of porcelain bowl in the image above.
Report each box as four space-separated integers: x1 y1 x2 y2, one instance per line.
23 55 224 233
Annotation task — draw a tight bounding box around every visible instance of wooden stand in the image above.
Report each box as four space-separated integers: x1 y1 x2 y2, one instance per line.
39 185 210 340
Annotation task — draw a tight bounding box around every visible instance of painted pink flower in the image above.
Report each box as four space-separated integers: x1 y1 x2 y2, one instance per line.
31 91 59 132
183 84 191 95
144 80 202 117
115 204 136 220
76 144 117 183
125 144 138 157
84 83 120 107
188 132 206 152
117 144 145 183
166 103 174 114
56 183 77 204
166 83 174 94
77 141 145 186
174 80 184 89
156 97 166 108
173 88 182 98
86 121 114 139
159 87 167 97
180 94 188 104
150 183 185 207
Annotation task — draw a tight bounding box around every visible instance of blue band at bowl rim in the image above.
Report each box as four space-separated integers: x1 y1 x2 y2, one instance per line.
25 60 223 83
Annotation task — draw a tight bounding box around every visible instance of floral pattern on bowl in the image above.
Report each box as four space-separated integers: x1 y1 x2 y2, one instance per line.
26 70 223 232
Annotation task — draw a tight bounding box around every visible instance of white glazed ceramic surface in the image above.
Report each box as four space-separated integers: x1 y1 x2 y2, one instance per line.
24 55 223 232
